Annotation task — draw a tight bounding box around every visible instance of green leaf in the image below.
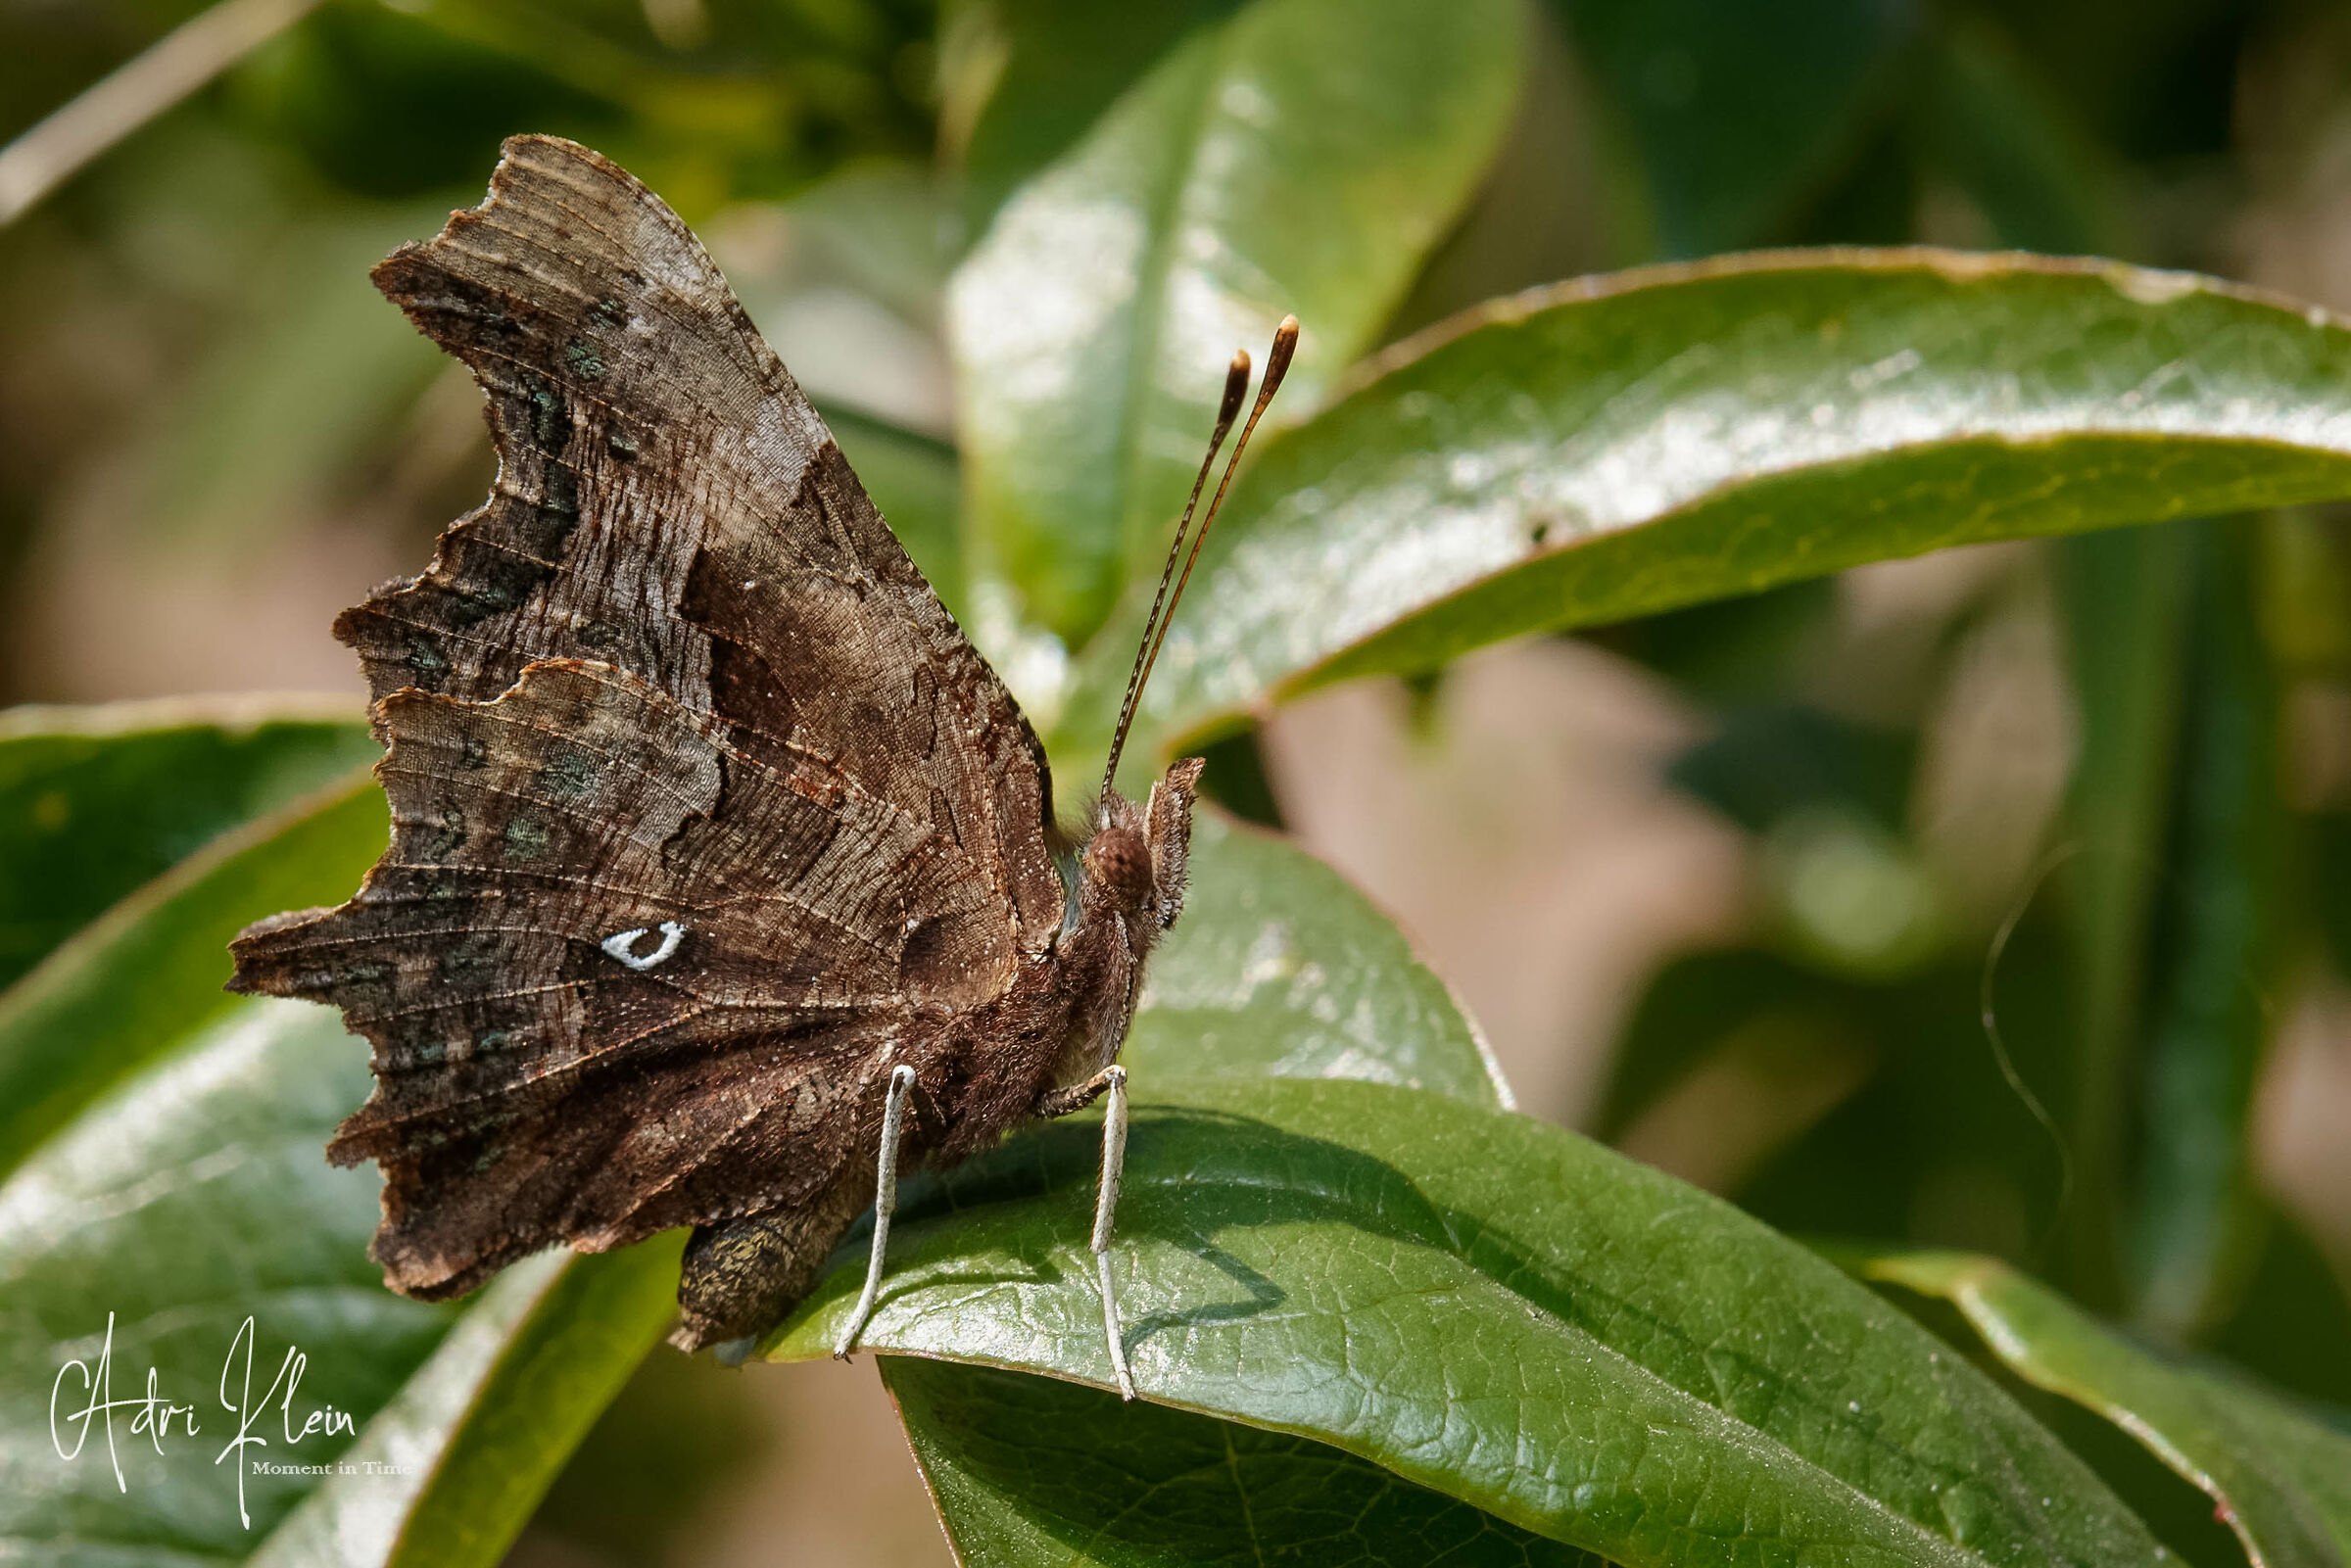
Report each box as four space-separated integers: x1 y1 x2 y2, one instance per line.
2125 529 2285 1335
0 774 387 1180
885 1354 1604 1567
0 998 453 1556
1553 0 1918 257
1865 1250 2351 1568
0 696 373 989
877 807 1513 1560
949 0 1523 649
0 749 678 1566
251 1240 683 1568
955 0 1246 231
2052 523 2193 1312
1125 809 1510 1107
2050 523 2286 1330
1116 252 2351 758
771 1079 2168 1568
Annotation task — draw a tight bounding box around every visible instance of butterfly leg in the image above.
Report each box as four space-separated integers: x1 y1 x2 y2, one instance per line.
834 1063 919 1359
1033 1065 1134 1400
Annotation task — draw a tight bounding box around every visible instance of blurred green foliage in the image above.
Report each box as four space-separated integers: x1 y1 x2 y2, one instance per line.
4 0 2351 1564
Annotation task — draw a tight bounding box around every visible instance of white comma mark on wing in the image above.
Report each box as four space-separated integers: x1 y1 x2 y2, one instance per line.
601 920 687 971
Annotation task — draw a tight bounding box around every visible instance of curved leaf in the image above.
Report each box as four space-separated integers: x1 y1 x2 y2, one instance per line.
949 0 1522 647
1127 809 1511 1107
885 1355 1603 1567
0 774 386 1179
1866 1251 2351 1568
769 1079 2168 1568
884 807 1513 1561
1110 251 2351 755
956 2 1247 229
0 696 371 989
252 1240 682 1568
0 736 676 1566
0 999 452 1557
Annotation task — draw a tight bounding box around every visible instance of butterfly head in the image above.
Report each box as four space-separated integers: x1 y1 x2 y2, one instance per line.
1078 757 1204 932
1080 817 1154 913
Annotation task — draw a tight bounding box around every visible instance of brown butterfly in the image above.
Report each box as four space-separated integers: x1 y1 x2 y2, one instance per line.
227 135 1293 1394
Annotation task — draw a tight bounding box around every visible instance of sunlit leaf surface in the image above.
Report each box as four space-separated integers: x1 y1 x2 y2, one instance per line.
771 1079 2169 1568
1125 809 1510 1106
950 0 1521 648
1108 251 2351 758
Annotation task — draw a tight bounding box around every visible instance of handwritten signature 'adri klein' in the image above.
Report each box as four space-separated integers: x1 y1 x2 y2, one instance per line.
50 1312 375 1529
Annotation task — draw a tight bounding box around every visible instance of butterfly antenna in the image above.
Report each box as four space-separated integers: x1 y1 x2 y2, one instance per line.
1101 339 1255 801
1102 314 1299 801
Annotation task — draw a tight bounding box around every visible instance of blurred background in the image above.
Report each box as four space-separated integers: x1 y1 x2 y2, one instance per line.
5 0 2350 1562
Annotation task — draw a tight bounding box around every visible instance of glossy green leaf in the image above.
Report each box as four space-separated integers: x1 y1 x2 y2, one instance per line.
1866 1251 2351 1568
1554 0 1918 257
0 774 386 1180
878 806 1513 1561
1115 252 2351 758
0 998 454 1557
955 0 1245 231
949 0 1522 647
252 1240 683 1568
0 696 373 989
771 1079 2168 1568
1125 809 1509 1107
0 749 680 1567
886 1355 1603 1568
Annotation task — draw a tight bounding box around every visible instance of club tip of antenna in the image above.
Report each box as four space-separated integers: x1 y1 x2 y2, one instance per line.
1219 351 1250 424
1264 315 1301 392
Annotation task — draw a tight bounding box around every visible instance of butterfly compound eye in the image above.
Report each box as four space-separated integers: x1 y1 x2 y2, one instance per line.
1082 827 1155 910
